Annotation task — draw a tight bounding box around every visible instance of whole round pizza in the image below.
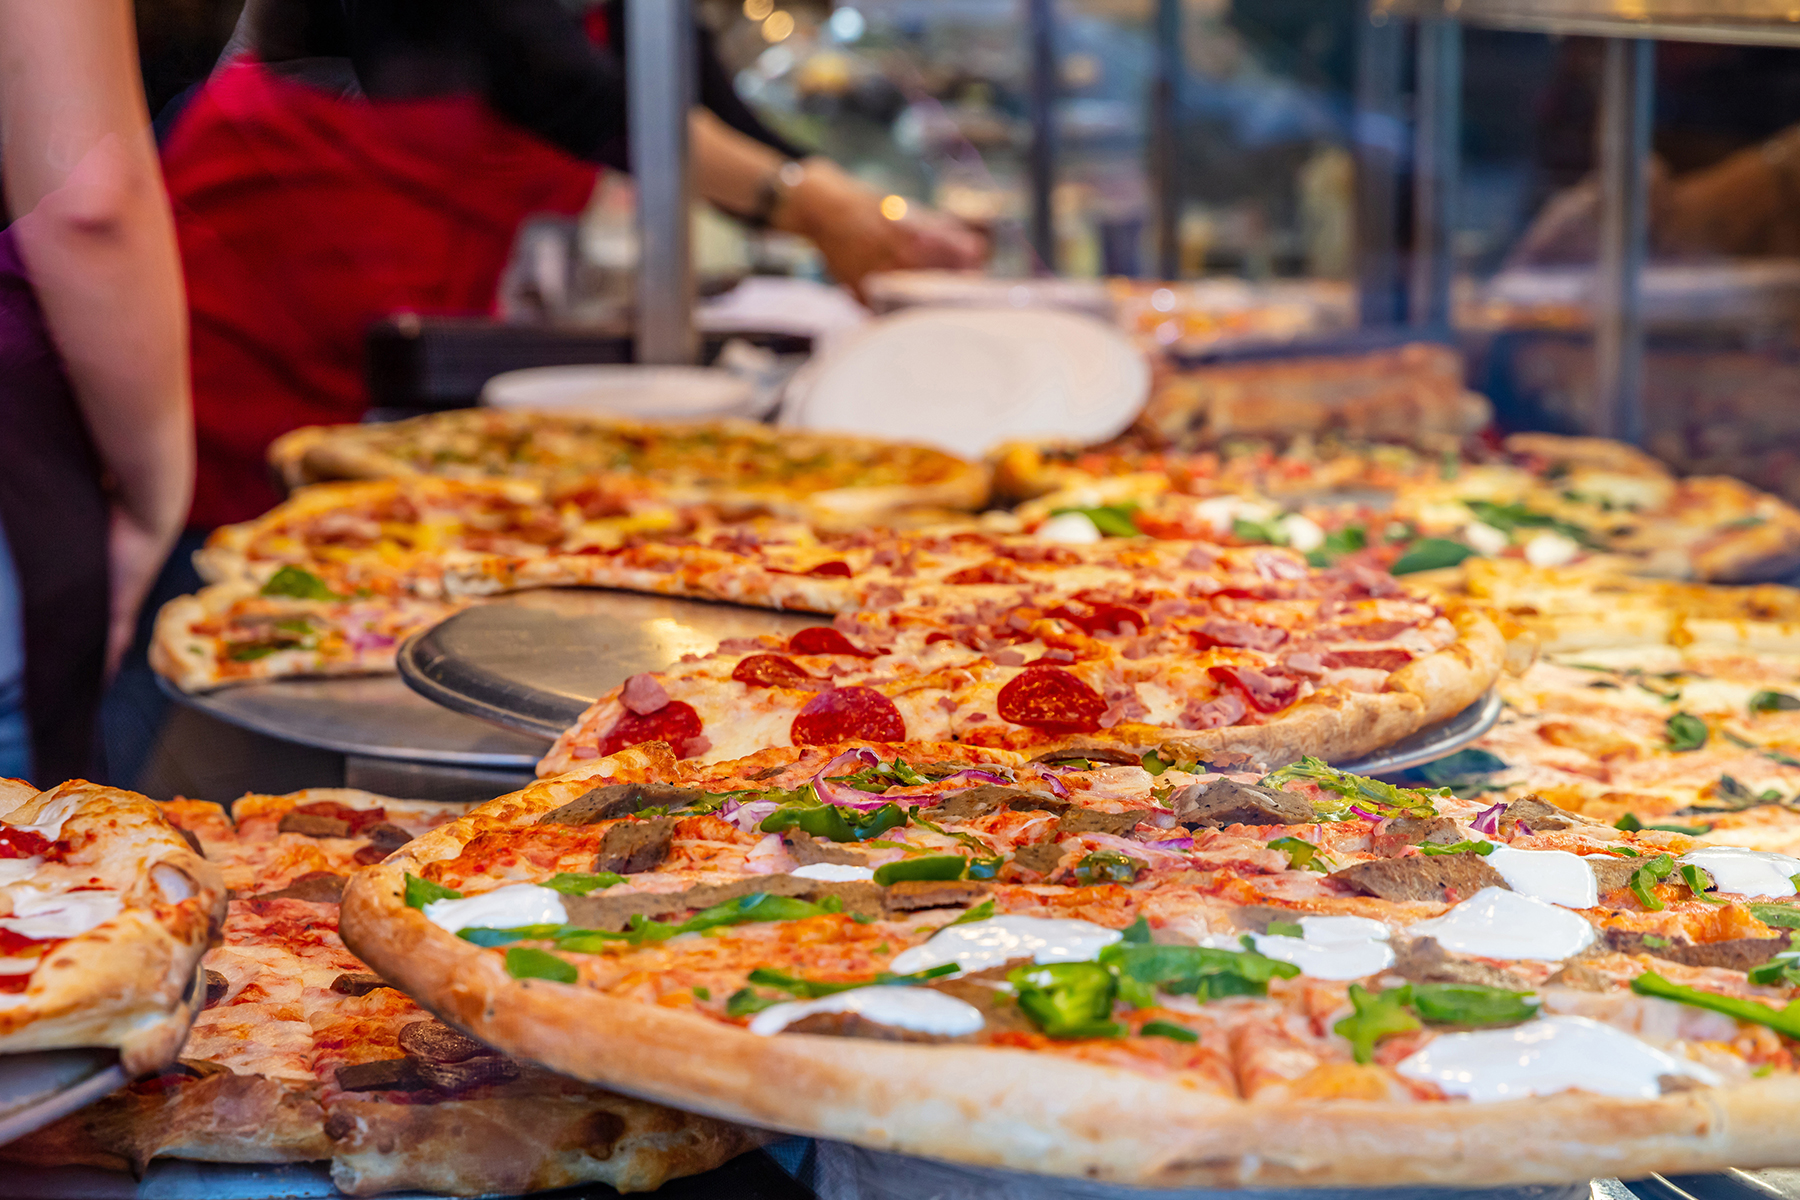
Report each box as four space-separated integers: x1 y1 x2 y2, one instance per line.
341 740 1800 1189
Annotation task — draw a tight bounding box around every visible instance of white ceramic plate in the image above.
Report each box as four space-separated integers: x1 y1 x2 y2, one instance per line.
480 365 760 420
780 307 1147 460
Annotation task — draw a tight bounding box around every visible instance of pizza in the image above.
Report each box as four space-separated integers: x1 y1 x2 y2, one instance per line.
4 788 756 1195
997 430 1800 584
266 410 991 529
341 739 1800 1188
536 543 1502 775
0 779 225 1075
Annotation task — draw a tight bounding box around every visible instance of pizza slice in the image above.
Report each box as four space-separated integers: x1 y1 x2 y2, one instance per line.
4 789 757 1196
0 779 225 1074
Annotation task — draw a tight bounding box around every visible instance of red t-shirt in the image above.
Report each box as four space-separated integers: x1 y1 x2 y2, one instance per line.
160 59 598 527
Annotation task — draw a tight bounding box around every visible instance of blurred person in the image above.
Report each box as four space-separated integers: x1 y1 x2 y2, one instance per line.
165 0 984 531
0 0 193 782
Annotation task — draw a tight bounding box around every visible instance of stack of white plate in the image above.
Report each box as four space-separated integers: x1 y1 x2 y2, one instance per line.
480 364 763 421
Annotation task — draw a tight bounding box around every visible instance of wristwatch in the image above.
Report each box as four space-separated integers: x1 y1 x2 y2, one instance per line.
749 160 807 228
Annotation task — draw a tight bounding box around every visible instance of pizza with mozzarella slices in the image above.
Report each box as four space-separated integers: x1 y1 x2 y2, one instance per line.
996 430 1800 584
342 739 1800 1188
535 541 1503 774
0 779 224 1075
4 789 756 1195
266 410 991 530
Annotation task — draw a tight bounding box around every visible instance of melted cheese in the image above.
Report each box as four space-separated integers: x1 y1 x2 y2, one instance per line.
1396 1015 1719 1101
1037 512 1102 544
887 916 1122 975
423 884 567 933
1246 914 1393 981
0 888 123 939
1484 845 1598 909
1404 887 1596 961
748 986 985 1037
1678 847 1800 898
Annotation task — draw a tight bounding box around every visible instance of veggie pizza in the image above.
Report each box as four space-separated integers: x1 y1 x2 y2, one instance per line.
342 740 1800 1188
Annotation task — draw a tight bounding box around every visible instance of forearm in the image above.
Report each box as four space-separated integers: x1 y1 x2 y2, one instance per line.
1 0 193 541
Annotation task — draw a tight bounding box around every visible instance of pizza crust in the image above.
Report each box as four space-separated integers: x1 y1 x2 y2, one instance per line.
0 782 227 1074
340 777 1800 1188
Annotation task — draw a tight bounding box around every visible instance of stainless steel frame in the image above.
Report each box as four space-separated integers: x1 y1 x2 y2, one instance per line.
628 0 696 364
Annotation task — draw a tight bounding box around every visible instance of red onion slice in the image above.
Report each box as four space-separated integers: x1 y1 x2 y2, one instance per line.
1471 802 1505 836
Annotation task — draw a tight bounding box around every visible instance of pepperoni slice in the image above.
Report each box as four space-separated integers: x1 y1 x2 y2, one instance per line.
807 560 853 578
1322 648 1414 672
996 666 1106 733
0 974 30 994
1208 665 1301 714
1046 602 1146 636
292 801 389 835
0 828 53 859
787 627 881 658
790 687 906 746
0 928 49 957
731 654 822 689
598 701 704 757
1191 618 1288 653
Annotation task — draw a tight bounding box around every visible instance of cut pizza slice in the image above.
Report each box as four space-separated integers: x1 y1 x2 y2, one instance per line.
4 789 758 1196
0 780 226 1075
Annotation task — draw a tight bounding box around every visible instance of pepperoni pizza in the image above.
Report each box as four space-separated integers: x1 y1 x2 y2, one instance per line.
341 739 1800 1189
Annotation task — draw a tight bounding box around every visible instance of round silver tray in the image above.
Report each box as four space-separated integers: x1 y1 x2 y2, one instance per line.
397 589 827 740
1333 687 1503 776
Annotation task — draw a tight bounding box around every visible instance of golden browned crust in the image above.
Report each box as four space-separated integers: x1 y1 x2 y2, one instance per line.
0 782 227 1074
340 773 1800 1188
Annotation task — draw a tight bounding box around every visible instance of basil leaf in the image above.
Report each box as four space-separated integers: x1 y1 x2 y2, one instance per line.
1390 538 1476 575
259 564 343 601
1306 525 1368 568
1665 712 1709 752
1267 836 1323 871
458 923 572 947
1334 983 1421 1064
693 986 711 1001
1073 850 1142 886
1139 1020 1199 1043
1008 961 1121 1039
679 892 843 933
1631 853 1676 911
1120 916 1152 944
404 873 461 909
1751 690 1800 714
1417 839 1495 856
1261 757 1444 820
541 872 625 895
504 947 577 983
1615 813 1711 836
746 968 866 999
1232 517 1281 546
1632 971 1800 1040
1049 504 1141 538
873 855 966 885
1265 919 1304 938
1410 983 1538 1027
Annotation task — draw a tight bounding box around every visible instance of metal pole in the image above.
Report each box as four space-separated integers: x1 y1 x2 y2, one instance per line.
1151 0 1181 280
628 0 696 364
1595 38 1653 443
1352 2 1404 327
1409 16 1460 331
1027 0 1058 273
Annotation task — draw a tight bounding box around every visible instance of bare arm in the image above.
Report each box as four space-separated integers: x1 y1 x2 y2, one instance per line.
0 0 193 671
689 109 986 293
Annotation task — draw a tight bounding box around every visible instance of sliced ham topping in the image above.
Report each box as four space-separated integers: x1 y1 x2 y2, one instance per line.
620 673 672 715
1337 619 1415 641
788 627 882 659
1321 648 1414 672
790 687 906 745
1208 665 1301 713
1045 601 1146 636
599 701 705 758
996 666 1106 733
1191 617 1288 653
731 654 823 689
1180 693 1246 730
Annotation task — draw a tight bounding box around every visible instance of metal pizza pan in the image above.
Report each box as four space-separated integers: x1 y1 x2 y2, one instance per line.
1329 687 1504 776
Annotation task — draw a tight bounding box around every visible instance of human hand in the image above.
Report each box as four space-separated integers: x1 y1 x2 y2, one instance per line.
104 504 174 680
783 161 988 295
